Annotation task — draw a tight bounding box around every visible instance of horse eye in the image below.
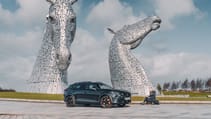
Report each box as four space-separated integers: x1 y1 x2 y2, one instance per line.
70 18 76 23
47 16 55 23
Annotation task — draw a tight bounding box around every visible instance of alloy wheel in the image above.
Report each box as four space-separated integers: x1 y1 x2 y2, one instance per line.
66 95 75 107
100 96 112 108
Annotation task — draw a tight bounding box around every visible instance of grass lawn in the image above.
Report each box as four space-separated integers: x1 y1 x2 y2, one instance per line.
0 92 63 100
163 91 211 97
1 92 211 101
132 91 211 101
157 97 211 101
132 96 211 101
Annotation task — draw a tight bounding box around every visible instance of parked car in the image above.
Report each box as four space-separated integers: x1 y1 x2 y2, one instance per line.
64 81 131 108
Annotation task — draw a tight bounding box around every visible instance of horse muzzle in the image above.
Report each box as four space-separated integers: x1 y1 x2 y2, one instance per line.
56 49 71 71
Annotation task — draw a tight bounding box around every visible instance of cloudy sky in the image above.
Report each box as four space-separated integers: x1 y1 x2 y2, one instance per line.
0 0 211 92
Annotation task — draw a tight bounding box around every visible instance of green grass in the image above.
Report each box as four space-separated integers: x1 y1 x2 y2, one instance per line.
132 96 145 101
157 97 211 101
163 91 211 97
132 91 211 101
0 92 63 100
1 92 211 102
132 96 211 101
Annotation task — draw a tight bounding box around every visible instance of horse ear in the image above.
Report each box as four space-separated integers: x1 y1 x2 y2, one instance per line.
107 28 116 34
70 0 78 5
46 0 55 4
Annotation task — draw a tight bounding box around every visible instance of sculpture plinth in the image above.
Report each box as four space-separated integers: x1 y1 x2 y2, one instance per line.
109 16 161 96
28 0 77 94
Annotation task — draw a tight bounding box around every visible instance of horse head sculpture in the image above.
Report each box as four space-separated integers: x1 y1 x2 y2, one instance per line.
109 16 161 96
108 16 161 49
47 0 77 71
28 0 77 94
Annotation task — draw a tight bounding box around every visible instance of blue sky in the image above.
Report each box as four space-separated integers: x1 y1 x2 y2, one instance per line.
0 0 211 91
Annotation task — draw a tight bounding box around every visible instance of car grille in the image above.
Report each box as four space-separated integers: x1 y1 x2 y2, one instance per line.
122 92 130 97
125 93 130 97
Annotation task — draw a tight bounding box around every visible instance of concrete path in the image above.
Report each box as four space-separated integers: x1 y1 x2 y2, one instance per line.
1 100 211 119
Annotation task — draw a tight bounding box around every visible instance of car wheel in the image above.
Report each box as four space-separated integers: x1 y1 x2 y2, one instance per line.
118 103 125 107
100 95 112 108
154 100 159 105
66 95 75 107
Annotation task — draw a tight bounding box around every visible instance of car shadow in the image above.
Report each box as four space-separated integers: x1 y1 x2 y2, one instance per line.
66 104 131 108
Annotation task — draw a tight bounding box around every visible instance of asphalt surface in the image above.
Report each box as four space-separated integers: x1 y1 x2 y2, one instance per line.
0 101 211 119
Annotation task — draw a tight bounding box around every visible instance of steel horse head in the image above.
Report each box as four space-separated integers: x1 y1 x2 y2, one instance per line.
46 0 77 71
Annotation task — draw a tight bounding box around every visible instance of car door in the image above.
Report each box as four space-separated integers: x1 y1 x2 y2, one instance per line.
71 83 87 103
84 83 101 103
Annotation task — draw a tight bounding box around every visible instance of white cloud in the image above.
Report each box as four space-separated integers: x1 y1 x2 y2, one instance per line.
0 0 49 26
0 28 43 91
139 52 211 83
0 0 81 27
0 57 34 79
15 0 49 25
86 0 206 32
86 0 146 31
0 0 49 91
0 28 43 57
153 0 205 29
68 28 110 85
0 56 34 91
0 4 14 25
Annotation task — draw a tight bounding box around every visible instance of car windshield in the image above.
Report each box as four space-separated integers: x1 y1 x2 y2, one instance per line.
98 83 113 89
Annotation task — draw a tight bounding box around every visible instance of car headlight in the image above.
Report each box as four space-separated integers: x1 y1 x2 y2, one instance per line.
111 91 121 97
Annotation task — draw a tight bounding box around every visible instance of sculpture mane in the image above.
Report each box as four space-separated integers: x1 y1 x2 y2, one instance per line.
109 16 161 96
28 0 77 94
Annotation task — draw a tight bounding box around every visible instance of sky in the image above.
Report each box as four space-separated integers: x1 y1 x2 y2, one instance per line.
0 0 211 92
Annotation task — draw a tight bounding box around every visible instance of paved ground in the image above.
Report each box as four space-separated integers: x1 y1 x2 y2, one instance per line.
0 101 211 119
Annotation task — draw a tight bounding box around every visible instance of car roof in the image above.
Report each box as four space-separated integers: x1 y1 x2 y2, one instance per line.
71 81 105 85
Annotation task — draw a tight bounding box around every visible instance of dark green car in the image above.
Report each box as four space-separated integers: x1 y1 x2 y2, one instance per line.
64 81 131 108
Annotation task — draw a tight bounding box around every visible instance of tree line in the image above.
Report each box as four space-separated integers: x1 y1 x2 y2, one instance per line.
0 87 16 92
157 77 211 93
